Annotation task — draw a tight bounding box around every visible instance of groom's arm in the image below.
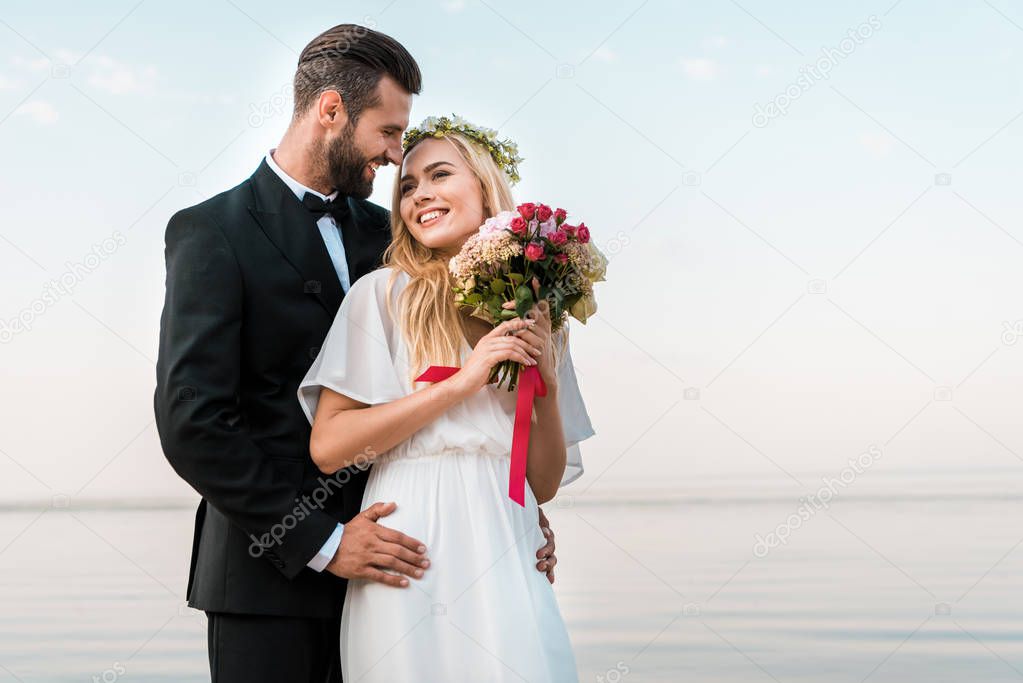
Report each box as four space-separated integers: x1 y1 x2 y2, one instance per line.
537 508 558 584
154 207 336 579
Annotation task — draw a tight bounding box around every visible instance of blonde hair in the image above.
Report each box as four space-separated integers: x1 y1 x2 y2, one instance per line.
383 133 516 381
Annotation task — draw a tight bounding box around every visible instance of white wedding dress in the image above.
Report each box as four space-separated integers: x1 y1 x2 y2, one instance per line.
298 267 594 683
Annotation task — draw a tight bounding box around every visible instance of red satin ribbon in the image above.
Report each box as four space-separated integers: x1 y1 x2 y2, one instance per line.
414 365 547 507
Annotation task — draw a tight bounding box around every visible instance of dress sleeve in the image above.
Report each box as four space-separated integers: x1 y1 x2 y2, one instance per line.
298 270 408 423
554 327 595 487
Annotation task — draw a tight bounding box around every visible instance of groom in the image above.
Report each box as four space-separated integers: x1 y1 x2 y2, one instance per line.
154 25 559 683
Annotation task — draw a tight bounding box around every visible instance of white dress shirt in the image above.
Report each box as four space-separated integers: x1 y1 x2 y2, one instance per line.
265 149 353 293
265 149 346 572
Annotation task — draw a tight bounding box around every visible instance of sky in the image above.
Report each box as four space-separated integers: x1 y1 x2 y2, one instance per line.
1 0 1022 504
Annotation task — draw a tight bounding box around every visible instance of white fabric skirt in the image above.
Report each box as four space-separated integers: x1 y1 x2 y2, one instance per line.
339 448 579 683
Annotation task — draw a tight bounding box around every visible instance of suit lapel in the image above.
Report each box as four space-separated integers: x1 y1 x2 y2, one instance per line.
247 160 345 317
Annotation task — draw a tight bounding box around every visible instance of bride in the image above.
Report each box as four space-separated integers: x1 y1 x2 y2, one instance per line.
297 116 593 682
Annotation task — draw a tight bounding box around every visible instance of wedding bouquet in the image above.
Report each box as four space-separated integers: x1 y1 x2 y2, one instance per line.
449 202 607 390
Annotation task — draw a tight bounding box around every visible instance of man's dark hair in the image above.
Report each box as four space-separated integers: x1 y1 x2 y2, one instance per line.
293 24 422 123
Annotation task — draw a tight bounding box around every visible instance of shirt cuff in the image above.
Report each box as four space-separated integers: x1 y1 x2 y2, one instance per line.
306 523 344 572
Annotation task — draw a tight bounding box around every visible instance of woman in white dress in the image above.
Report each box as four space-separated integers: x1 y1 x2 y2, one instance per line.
297 117 593 682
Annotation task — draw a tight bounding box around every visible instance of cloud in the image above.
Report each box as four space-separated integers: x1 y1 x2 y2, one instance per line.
52 48 83 65
679 58 719 81
859 132 892 159
86 56 157 94
14 100 59 125
590 46 617 63
12 55 50 71
12 50 158 95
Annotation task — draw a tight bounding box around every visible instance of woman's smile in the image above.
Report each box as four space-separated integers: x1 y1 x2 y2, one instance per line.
417 208 449 227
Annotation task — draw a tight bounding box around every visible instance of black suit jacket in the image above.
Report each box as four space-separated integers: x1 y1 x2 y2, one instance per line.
154 159 391 617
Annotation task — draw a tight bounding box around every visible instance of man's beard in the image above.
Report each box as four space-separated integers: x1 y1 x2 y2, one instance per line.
318 124 378 200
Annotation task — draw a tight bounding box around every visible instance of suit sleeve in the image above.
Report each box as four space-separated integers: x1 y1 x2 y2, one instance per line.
154 207 336 579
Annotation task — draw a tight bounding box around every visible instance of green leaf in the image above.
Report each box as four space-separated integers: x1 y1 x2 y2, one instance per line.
490 279 506 294
514 284 533 306
487 295 503 319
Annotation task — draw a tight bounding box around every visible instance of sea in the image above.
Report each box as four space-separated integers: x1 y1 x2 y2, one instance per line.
1 470 1021 682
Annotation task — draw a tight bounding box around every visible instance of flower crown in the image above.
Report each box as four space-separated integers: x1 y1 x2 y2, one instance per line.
402 114 523 185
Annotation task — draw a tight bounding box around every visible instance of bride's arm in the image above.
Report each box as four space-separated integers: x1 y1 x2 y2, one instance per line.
310 317 543 474
520 301 567 505
311 381 462 473
525 387 566 505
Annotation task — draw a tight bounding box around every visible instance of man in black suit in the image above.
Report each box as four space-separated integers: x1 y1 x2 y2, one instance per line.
154 24 559 682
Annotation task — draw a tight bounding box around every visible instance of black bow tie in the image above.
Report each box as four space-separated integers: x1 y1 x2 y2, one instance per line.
302 192 351 224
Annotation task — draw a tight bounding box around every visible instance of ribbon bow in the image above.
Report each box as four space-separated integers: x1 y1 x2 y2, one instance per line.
302 192 351 224
414 365 547 507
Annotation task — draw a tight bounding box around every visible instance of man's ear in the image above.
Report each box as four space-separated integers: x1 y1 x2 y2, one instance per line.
317 90 348 129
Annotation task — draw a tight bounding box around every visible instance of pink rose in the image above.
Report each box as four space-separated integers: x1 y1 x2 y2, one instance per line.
549 230 568 245
479 216 503 236
554 208 567 224
510 216 528 236
554 252 568 265
576 223 590 243
537 204 553 222
518 203 537 220
524 242 546 262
